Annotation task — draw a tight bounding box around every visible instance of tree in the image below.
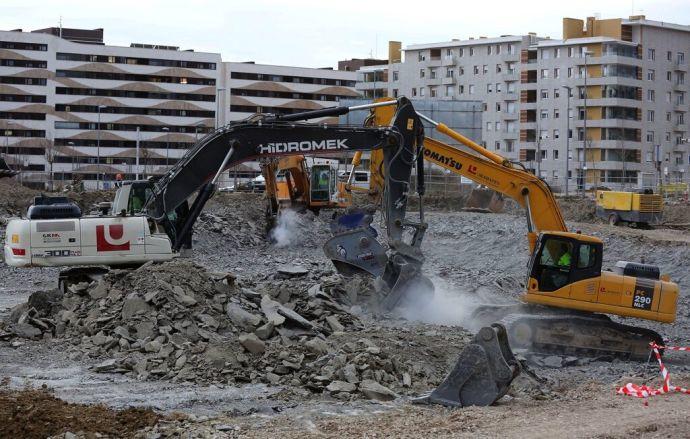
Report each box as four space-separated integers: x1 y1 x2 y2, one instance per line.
43 137 57 191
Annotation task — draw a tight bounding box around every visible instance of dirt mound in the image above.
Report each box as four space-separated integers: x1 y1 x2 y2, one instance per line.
3 260 469 401
0 384 161 438
663 203 690 224
0 179 38 218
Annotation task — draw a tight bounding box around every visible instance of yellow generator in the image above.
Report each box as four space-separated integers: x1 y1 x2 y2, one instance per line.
595 190 663 226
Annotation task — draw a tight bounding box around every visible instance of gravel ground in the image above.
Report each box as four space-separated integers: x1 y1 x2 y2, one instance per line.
1 192 688 437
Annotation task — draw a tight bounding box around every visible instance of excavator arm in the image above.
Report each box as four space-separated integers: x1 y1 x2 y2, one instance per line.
140 97 430 303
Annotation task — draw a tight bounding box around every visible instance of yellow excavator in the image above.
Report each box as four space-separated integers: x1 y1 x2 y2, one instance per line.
261 155 352 227
327 99 679 360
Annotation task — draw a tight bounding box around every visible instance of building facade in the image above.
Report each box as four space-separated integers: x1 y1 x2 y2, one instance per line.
378 16 690 192
0 27 221 189
224 62 358 123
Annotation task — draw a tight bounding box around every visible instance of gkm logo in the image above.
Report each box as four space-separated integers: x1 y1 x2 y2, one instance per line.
468 165 478 174
96 224 131 252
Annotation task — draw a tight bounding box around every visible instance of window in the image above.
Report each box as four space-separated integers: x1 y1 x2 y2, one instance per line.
487 83 493 93
567 67 573 78
508 44 515 55
540 89 549 99
555 48 561 58
487 45 492 55
541 69 549 79
445 85 454 97
507 82 516 93
446 48 452 57
429 68 437 79
496 44 501 55
666 132 671 141
392 88 399 98
678 52 685 64
554 109 560 119
459 67 465 75
473 65 479 75
418 52 425 62
496 83 502 92
667 71 672 81
507 102 516 114
459 48 464 57
420 87 426 97
496 64 502 73
647 110 655 122
392 71 399 81
554 129 560 139
419 69 425 78
540 109 549 119
666 92 672 103
577 244 597 269
469 84 475 94
542 49 550 60
507 121 516 133
646 131 654 142
470 47 475 56
446 67 454 77
483 64 488 74
568 47 575 57
554 68 560 78
647 69 655 81
486 122 493 131
495 141 501 150
495 102 502 112
459 85 465 94
667 51 672 61
541 149 547 159
647 89 655 101
496 121 501 131
430 87 437 97
647 48 655 60
554 88 560 98
667 112 672 121
411 88 417 97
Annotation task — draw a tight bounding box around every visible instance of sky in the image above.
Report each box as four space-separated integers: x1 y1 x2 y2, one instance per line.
2 0 690 68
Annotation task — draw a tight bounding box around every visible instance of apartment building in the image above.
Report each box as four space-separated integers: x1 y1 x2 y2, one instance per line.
378 16 690 192
522 16 690 191
0 27 221 189
225 62 359 123
387 35 539 163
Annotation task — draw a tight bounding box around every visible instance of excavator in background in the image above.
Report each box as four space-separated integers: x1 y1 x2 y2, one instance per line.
261 155 352 228
327 99 679 360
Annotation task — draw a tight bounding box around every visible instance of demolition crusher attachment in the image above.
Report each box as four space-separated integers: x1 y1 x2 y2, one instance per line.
414 324 520 407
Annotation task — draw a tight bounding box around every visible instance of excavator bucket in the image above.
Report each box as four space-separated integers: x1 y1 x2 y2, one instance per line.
414 324 520 407
465 188 505 213
323 208 387 277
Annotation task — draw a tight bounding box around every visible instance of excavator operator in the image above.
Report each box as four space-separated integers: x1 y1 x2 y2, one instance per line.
557 243 572 267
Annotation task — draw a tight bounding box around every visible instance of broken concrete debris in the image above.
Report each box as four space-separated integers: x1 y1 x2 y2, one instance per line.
2 259 462 401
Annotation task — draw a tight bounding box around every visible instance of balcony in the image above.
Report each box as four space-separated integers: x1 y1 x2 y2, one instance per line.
673 61 687 71
674 103 687 112
442 56 458 66
502 112 518 120
673 124 686 132
442 76 456 85
673 82 685 91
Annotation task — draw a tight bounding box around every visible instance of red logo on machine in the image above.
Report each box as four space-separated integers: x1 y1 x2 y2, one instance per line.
96 224 130 252
468 165 478 175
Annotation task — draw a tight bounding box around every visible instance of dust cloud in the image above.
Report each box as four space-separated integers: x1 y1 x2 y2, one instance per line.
270 209 301 247
398 277 483 329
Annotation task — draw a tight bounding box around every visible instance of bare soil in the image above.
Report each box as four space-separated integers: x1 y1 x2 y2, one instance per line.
0 383 162 438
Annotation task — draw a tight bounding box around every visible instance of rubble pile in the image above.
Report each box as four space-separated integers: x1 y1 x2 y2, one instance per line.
3 259 462 401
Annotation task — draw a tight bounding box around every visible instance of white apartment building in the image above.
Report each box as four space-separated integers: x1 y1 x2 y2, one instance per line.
0 27 221 189
363 16 690 192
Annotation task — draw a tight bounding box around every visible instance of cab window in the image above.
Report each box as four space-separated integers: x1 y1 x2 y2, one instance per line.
578 244 597 269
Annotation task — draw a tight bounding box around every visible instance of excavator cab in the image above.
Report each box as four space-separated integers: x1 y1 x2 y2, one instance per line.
526 232 603 293
310 164 335 203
